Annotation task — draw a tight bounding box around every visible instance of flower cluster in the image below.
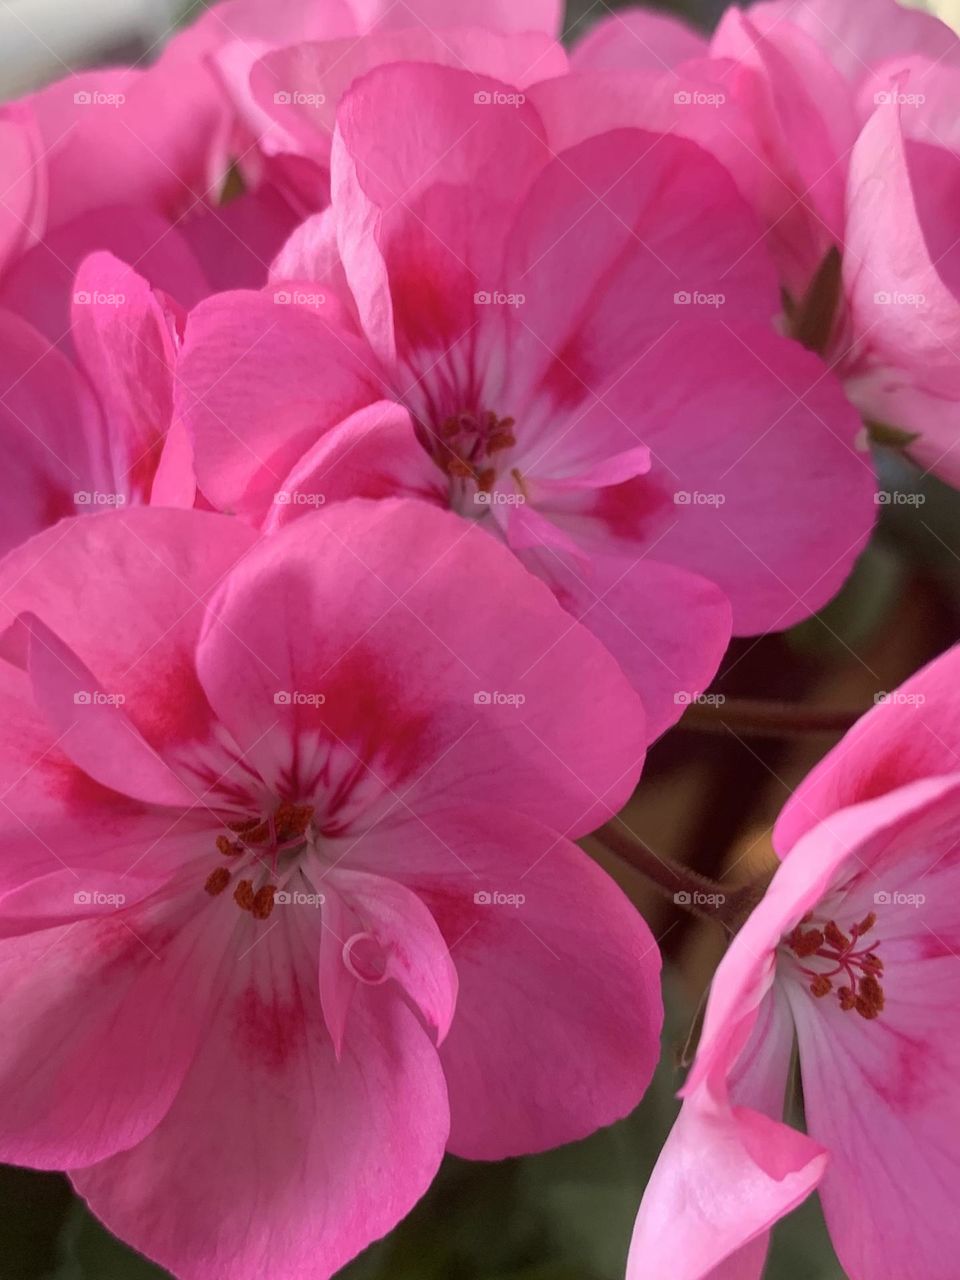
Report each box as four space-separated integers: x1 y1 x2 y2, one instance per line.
0 0 957 1277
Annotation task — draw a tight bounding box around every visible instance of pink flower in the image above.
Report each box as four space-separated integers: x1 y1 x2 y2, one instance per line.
0 251 193 557
566 0 960 483
628 645 960 1279
178 62 875 738
0 498 660 1279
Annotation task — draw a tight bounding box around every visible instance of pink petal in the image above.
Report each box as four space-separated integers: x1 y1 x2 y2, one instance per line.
775 646 960 852
779 776 960 1280
354 0 562 35
521 550 732 739
0 309 105 555
582 324 875 634
331 63 551 369
72 923 448 1280
18 613 196 809
330 867 458 1043
195 499 646 836
264 400 444 530
629 988 825 1280
344 804 663 1157
71 252 178 503
251 29 567 171
0 508 258 761
0 870 229 1168
176 289 380 521
0 205 209 348
0 104 46 273
571 6 709 71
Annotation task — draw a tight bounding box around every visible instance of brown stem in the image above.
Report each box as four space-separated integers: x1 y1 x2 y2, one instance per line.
594 821 767 929
680 696 864 740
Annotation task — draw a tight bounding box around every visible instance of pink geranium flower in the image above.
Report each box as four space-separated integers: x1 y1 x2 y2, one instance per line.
628 644 960 1279
1 251 193 557
0 498 660 1279
177 63 875 738
566 0 960 483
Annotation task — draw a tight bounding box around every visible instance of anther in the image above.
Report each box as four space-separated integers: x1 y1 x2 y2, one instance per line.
205 867 231 896
234 879 255 912
251 884 277 920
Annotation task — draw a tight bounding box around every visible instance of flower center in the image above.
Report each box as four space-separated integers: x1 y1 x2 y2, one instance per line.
428 408 522 515
203 802 315 921
784 910 885 1020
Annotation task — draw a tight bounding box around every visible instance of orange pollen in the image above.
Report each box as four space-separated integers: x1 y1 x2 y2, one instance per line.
786 910 886 1021
252 884 277 920
204 866 231 896
216 835 242 858
234 879 256 912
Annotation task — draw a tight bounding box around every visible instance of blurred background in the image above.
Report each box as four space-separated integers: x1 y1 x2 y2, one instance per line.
2 1 958 1277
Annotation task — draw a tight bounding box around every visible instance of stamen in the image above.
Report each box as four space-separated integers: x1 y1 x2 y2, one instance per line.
785 909 886 1021
252 884 277 920
205 867 231 896
234 879 255 912
216 835 242 858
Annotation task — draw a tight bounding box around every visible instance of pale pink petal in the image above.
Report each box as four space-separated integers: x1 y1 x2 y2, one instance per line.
352 0 562 36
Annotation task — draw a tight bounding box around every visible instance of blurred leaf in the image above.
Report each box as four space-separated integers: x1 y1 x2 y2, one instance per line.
53 1200 169 1280
0 1167 72 1280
